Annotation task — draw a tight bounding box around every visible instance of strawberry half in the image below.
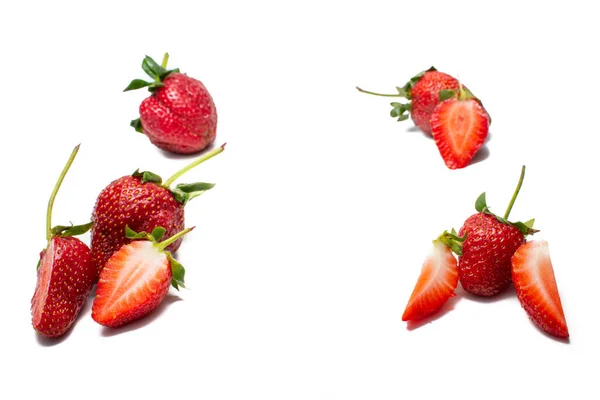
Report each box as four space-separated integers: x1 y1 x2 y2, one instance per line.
402 238 459 321
92 226 194 328
31 145 96 338
511 240 569 338
430 87 489 169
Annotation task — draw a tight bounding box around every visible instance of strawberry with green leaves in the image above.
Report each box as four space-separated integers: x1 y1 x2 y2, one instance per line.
512 240 569 338
125 53 217 154
443 166 537 296
31 145 96 338
357 67 462 135
90 144 224 275
92 226 194 328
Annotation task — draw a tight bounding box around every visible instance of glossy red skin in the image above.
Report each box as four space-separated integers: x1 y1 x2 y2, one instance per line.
458 213 525 296
31 236 95 338
92 241 171 328
410 71 460 135
139 73 217 154
90 176 184 275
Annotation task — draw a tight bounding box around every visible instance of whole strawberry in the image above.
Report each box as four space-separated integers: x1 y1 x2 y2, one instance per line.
31 145 96 338
125 53 217 154
90 144 224 275
92 226 194 328
357 67 463 134
459 167 537 296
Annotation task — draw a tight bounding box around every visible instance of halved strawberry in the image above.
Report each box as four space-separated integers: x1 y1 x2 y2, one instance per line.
430 88 489 170
511 240 569 338
92 226 193 328
402 239 459 321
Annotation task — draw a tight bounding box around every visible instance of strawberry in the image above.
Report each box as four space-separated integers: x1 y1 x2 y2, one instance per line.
90 144 224 275
445 166 537 296
357 67 462 134
511 240 569 338
402 237 459 321
31 145 96 338
92 226 193 328
430 87 489 169
125 53 217 154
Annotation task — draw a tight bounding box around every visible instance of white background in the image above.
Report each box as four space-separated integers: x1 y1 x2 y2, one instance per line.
1 1 598 398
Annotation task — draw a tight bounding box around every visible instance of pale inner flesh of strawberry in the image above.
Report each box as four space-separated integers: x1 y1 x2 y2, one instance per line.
98 241 167 316
518 242 563 317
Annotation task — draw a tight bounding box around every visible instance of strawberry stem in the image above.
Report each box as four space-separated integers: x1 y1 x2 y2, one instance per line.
163 143 226 187
355 87 404 97
503 165 526 220
46 145 80 242
157 226 195 252
161 53 169 68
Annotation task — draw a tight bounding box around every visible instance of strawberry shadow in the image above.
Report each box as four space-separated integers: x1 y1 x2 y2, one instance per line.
157 142 218 160
99 293 183 337
405 293 464 331
459 283 516 304
35 290 96 347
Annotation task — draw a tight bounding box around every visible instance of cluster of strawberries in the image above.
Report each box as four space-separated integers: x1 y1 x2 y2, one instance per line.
31 55 224 338
358 67 490 170
401 167 569 338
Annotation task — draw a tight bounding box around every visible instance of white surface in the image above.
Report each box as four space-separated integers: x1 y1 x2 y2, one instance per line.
1 1 598 398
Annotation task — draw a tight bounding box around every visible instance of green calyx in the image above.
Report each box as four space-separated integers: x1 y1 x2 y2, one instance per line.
125 225 195 290
436 229 466 256
474 166 538 236
125 53 180 133
438 84 492 124
356 66 436 122
123 53 180 93
130 143 225 206
46 145 93 244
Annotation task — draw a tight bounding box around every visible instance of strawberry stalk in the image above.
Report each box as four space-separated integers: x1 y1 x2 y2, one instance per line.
503 165 526 220
45 145 92 244
163 143 226 187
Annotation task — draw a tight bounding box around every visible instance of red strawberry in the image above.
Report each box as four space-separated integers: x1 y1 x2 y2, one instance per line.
511 240 569 338
125 53 217 154
92 226 193 328
458 213 525 296
90 144 224 275
31 145 96 338
449 166 537 296
357 67 464 134
430 88 489 169
402 238 459 321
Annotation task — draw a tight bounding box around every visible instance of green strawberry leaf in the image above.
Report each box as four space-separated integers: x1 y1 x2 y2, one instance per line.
142 55 168 80
123 79 152 92
151 227 166 242
159 68 180 80
166 252 185 290
390 102 411 121
132 169 163 184
475 192 489 213
437 230 466 256
130 118 144 133
171 182 215 205
524 218 535 229
439 89 457 102
124 225 155 241
51 221 93 237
